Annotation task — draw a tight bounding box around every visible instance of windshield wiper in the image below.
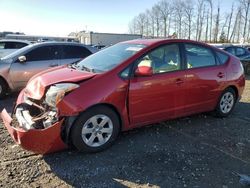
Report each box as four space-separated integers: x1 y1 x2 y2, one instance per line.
81 65 94 73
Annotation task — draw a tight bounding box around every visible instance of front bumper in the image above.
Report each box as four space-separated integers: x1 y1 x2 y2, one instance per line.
0 109 67 154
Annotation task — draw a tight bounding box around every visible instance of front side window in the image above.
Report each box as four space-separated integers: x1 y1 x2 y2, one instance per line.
25 46 61 61
185 44 216 69
137 44 181 74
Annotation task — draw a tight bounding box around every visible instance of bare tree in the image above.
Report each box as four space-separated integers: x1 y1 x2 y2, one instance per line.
158 0 171 37
152 4 161 37
213 3 220 42
204 0 213 42
227 3 234 42
174 0 185 38
183 0 194 39
148 8 156 37
205 9 209 42
196 0 204 40
230 6 242 42
137 13 146 35
128 0 243 43
240 0 250 41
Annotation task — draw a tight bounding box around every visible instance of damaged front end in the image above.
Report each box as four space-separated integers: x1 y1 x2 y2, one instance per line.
1 83 79 154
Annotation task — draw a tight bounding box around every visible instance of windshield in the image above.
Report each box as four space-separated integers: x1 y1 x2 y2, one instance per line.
1 44 33 60
75 43 146 73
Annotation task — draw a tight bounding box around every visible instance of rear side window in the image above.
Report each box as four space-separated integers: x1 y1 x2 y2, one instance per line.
62 46 92 59
235 47 246 56
216 51 229 65
0 42 5 49
185 44 216 69
25 46 61 61
0 42 28 49
4 42 28 49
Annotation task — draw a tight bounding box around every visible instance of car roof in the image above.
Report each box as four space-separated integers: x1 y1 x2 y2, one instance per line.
122 38 213 48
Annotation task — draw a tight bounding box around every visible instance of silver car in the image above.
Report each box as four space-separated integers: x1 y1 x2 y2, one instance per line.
0 42 97 98
0 39 31 58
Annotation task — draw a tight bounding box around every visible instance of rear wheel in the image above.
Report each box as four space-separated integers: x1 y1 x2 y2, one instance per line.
215 88 236 117
0 79 8 99
246 64 250 75
70 106 120 152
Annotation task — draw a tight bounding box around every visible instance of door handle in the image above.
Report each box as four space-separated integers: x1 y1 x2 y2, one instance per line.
49 63 59 67
176 78 184 85
217 72 225 78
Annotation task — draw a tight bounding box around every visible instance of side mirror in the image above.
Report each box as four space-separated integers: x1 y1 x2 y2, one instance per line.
135 66 153 77
18 56 26 63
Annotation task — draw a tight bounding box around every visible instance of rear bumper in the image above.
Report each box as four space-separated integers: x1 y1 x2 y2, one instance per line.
0 109 67 154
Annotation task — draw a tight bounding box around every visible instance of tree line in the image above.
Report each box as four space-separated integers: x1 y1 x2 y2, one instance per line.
128 0 250 43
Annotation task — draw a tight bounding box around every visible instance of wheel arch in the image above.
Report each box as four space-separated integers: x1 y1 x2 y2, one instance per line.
0 75 10 93
226 85 239 100
61 103 123 146
84 103 123 131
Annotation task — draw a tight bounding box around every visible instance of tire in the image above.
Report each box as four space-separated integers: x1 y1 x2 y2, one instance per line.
246 64 250 75
215 88 236 117
0 79 8 99
70 106 120 153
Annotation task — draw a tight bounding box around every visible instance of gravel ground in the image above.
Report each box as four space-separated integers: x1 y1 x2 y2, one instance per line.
0 76 250 188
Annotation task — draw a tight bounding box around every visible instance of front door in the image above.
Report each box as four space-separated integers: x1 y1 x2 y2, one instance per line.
128 43 186 125
9 45 62 90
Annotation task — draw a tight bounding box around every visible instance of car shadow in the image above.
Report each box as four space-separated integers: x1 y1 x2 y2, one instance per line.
0 92 19 113
245 74 250 80
43 101 250 187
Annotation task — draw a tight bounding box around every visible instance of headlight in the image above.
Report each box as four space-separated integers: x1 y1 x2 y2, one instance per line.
45 83 79 107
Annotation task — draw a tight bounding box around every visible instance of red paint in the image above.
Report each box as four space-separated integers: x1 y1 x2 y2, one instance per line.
1 39 246 154
25 66 96 100
0 109 67 154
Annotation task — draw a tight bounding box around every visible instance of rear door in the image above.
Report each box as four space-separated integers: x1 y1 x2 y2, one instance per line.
9 45 62 89
128 43 187 125
60 45 92 65
183 43 227 114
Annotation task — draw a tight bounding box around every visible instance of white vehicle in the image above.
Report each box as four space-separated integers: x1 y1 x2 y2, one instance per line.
0 40 31 58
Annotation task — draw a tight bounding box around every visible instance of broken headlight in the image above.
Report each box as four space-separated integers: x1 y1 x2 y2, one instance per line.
45 83 79 107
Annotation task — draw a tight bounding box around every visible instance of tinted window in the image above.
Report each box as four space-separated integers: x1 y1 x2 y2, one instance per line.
63 46 92 59
5 42 28 49
137 44 181 74
235 47 246 56
224 47 235 55
185 44 216 68
25 46 61 61
0 42 5 49
216 51 229 65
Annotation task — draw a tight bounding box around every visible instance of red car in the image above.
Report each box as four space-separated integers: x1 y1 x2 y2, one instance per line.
1 39 245 154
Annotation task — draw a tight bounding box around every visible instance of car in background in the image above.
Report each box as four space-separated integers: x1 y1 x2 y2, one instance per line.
223 46 250 74
0 42 97 98
0 39 31 58
0 39 245 154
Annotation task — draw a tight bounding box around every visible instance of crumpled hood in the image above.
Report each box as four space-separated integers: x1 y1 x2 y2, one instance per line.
25 66 96 100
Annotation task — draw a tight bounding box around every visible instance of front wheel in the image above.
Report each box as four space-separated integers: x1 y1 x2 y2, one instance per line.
70 106 120 153
215 88 236 117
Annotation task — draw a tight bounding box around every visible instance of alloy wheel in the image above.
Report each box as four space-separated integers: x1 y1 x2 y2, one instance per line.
219 92 234 114
81 114 113 147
